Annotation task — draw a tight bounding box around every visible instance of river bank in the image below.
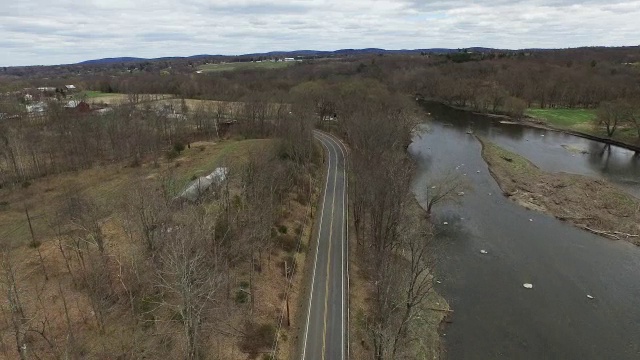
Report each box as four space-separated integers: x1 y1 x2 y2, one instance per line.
411 103 640 359
479 137 640 245
518 116 640 153
323 126 450 359
418 98 640 153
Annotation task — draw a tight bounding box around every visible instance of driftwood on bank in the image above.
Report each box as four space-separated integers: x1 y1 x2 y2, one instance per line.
582 226 639 241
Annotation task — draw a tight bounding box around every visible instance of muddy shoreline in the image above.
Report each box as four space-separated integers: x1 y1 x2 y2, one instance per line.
478 137 640 245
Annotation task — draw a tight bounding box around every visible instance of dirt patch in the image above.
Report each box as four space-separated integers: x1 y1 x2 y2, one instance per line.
479 137 640 245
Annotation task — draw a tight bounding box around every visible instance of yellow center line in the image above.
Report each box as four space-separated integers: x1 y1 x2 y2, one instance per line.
321 138 339 360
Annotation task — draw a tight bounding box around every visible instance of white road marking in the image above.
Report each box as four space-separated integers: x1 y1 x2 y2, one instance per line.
321 133 350 360
302 137 332 360
303 131 350 360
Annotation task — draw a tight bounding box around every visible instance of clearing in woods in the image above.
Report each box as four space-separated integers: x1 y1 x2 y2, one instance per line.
525 107 639 145
0 139 271 249
198 61 295 73
0 137 318 358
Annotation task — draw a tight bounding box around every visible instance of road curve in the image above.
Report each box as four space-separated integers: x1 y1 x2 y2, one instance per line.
301 131 349 360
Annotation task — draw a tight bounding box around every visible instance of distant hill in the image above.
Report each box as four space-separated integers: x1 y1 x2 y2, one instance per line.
75 47 506 65
78 57 149 65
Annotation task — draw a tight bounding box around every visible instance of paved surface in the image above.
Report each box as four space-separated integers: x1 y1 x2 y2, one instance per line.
302 131 348 360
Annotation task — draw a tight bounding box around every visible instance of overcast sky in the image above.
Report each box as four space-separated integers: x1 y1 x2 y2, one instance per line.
1 0 639 66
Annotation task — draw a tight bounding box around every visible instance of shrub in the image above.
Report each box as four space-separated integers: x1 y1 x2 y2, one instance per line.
282 255 297 277
275 234 296 252
166 149 180 161
173 142 186 154
277 224 288 234
235 290 248 304
241 322 277 356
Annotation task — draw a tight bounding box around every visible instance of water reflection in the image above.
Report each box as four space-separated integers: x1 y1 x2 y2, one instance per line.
421 101 640 197
410 114 640 359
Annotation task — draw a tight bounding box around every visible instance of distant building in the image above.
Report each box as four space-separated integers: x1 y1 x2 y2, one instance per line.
26 102 47 114
284 57 295 62
64 100 91 113
94 107 114 116
65 85 77 91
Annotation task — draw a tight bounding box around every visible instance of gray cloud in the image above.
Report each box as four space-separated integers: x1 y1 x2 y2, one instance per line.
1 0 640 66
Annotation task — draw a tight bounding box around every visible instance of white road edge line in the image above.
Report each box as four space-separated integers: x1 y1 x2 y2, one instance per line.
321 132 349 360
332 134 349 360
302 135 332 360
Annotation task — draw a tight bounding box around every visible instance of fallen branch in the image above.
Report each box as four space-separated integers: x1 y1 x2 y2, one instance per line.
426 307 454 313
583 226 621 240
556 215 595 222
613 231 639 238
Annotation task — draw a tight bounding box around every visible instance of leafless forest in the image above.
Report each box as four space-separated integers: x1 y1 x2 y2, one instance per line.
0 47 639 359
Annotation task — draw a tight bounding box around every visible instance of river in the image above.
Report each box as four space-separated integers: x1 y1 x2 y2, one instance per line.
410 102 640 359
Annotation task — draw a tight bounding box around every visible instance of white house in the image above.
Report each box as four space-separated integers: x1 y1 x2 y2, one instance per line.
26 102 47 114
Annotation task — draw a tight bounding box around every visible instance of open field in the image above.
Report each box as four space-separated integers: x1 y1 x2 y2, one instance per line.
0 139 272 249
525 108 597 127
479 137 640 245
85 93 173 105
525 107 639 145
198 61 295 73
77 90 120 99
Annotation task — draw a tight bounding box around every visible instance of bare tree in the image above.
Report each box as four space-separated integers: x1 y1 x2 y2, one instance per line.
1 252 27 360
596 100 631 137
157 214 222 360
422 172 467 216
392 210 436 358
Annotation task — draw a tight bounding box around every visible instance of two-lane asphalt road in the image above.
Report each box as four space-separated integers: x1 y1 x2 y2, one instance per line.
302 131 349 360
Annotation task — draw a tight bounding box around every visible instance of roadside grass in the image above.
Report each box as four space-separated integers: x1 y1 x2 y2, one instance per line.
198 61 295 73
525 108 597 127
0 139 273 249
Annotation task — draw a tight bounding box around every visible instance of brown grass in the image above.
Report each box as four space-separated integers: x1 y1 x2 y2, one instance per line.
0 139 272 249
480 137 640 244
0 135 324 359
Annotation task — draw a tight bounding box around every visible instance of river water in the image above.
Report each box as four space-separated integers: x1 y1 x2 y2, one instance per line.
410 102 640 359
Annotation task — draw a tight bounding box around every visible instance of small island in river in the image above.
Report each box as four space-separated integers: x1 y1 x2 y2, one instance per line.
479 137 640 245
